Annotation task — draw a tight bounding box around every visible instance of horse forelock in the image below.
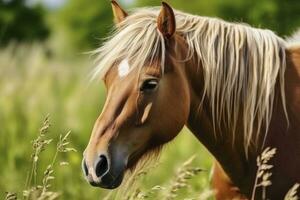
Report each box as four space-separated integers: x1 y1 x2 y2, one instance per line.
91 8 165 80
92 7 288 155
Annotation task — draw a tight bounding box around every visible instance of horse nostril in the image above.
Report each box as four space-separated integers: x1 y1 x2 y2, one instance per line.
82 159 88 176
95 155 109 178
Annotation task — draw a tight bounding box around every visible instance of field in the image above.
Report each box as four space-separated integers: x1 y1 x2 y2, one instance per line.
0 44 213 200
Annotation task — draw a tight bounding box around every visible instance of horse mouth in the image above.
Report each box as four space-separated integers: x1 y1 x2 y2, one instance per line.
100 171 124 189
90 170 124 189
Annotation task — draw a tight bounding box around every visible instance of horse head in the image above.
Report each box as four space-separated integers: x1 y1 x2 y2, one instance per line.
82 1 191 188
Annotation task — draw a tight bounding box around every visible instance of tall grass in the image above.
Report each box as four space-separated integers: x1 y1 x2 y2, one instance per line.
0 44 212 199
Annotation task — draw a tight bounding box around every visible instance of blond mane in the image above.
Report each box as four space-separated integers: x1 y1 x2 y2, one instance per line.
92 8 288 152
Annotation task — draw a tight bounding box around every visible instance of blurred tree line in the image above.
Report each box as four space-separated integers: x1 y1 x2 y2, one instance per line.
0 0 299 53
0 0 49 45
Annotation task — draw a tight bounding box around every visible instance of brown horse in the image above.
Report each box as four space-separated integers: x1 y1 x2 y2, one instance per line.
82 1 300 199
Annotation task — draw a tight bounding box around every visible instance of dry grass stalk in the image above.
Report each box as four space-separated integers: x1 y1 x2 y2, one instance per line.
164 156 203 200
284 183 300 200
25 114 52 190
251 147 276 200
5 115 75 200
5 192 18 200
114 162 162 200
102 155 209 200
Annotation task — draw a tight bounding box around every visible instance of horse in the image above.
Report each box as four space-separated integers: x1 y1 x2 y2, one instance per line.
82 1 300 199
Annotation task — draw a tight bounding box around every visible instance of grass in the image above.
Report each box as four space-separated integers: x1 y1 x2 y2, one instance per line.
21 115 75 200
0 44 213 199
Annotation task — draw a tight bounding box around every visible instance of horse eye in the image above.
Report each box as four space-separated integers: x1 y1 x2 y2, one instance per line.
140 79 158 92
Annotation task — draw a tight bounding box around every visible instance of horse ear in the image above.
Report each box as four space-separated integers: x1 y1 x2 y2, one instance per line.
111 0 128 24
157 2 176 38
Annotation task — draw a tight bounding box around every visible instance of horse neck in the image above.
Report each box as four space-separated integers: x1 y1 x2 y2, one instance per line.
285 47 300 122
182 41 289 196
182 52 254 194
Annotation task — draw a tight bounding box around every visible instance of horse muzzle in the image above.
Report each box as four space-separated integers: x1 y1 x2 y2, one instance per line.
82 151 127 189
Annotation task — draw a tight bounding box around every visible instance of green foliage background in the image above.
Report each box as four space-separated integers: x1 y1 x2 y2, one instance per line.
0 0 49 45
0 0 299 199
